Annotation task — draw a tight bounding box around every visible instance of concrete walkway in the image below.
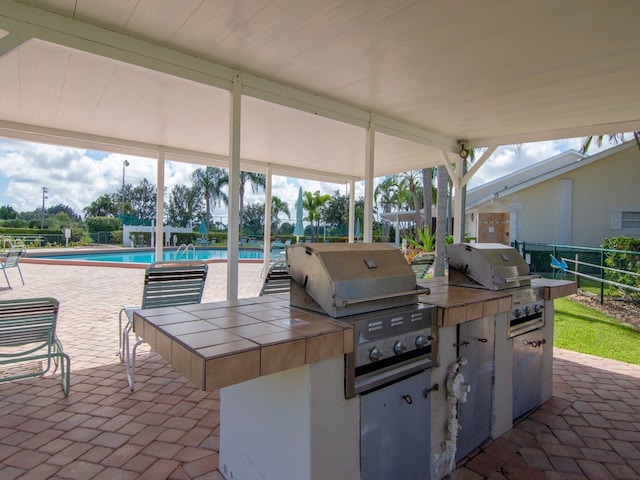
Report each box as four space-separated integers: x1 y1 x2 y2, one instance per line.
1 262 639 479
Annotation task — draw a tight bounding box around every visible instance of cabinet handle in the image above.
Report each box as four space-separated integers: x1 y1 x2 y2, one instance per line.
402 394 413 405
422 383 439 398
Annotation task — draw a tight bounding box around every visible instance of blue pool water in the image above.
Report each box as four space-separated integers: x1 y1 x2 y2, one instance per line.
39 248 265 264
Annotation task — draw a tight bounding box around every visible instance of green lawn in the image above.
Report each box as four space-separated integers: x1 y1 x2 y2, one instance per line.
554 297 640 364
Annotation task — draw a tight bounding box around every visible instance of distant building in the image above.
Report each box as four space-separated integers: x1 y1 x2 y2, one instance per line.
465 141 640 248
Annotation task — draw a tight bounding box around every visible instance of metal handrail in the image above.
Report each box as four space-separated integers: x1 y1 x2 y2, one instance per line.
559 256 640 294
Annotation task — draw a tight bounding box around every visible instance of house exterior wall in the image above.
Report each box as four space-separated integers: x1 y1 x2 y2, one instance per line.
468 144 640 248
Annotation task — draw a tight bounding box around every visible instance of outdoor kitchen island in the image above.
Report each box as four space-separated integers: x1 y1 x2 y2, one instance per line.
132 243 576 480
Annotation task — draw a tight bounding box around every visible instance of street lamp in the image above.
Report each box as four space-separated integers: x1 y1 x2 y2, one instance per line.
40 186 48 230
121 159 130 219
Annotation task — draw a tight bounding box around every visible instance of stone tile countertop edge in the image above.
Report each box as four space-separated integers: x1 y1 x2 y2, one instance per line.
132 294 354 391
417 277 577 327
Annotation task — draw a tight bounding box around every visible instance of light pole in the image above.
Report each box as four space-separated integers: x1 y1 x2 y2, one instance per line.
121 159 129 219
41 186 48 230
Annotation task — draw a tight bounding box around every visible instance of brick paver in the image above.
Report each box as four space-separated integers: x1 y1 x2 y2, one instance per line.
2 258 640 479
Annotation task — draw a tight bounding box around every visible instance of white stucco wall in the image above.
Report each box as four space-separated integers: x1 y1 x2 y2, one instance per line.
469 144 640 247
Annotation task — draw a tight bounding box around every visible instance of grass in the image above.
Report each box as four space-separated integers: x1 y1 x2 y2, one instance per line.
554 297 640 364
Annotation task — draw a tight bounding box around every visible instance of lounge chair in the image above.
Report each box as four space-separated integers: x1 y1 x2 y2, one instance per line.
119 260 208 390
260 260 291 295
1 245 25 289
0 297 70 395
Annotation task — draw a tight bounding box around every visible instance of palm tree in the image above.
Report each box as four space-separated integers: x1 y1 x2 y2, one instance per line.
581 132 640 153
375 176 399 242
239 172 266 234
399 171 423 230
422 168 436 233
191 167 228 226
271 196 290 239
302 190 331 241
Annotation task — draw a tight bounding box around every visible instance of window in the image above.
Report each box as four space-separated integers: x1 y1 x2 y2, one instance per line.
622 212 640 230
611 209 640 231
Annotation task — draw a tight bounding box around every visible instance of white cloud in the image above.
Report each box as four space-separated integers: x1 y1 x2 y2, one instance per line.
0 134 630 218
467 136 619 188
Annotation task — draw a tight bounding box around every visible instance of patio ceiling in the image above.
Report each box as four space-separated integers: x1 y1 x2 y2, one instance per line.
0 0 639 183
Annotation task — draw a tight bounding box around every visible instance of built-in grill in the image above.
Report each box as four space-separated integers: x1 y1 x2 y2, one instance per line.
286 243 436 398
446 243 549 421
446 243 544 337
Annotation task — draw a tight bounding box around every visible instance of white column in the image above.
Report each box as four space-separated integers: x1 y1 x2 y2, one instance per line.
263 164 272 270
155 148 165 262
227 72 242 300
348 180 355 243
557 179 573 244
364 114 375 242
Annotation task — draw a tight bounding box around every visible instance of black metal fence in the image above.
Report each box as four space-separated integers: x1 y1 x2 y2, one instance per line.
513 241 640 303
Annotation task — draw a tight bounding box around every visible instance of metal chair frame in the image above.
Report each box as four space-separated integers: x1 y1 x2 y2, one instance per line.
260 261 291 295
0 297 70 395
1 246 25 288
119 260 208 390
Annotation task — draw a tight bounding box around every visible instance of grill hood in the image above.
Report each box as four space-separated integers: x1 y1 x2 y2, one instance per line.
286 243 427 317
446 243 538 290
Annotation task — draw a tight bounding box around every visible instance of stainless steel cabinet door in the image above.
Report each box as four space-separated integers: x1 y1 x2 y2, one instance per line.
513 332 544 420
456 317 495 461
360 370 431 480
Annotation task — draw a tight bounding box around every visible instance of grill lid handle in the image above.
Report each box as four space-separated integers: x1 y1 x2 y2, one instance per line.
334 286 431 307
500 274 541 283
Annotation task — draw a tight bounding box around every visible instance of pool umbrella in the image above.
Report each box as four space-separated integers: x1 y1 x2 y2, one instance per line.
293 187 304 241
355 217 361 241
199 217 208 238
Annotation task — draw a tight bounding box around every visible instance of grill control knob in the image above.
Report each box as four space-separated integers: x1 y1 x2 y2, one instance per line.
369 347 383 362
524 306 531 316
393 341 406 355
534 304 543 313
514 309 522 318
415 335 429 349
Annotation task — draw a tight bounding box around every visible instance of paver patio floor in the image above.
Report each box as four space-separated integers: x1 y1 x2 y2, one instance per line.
1 260 639 479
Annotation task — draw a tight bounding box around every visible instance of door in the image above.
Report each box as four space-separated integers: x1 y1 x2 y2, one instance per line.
512 332 544 419
477 212 510 244
360 370 431 480
456 317 495 461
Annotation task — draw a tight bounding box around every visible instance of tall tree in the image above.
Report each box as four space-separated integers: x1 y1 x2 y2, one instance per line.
375 176 399 242
166 184 203 227
242 203 265 236
302 190 331 241
271 196 290 239
399 170 423 232
238 172 266 234
129 178 157 223
83 194 118 218
323 190 349 235
422 168 436 233
0 205 18 220
191 167 228 225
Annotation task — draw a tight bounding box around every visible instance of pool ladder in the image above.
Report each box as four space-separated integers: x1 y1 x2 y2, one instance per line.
174 243 196 261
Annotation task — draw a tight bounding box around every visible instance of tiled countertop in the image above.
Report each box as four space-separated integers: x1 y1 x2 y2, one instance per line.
133 277 576 391
417 277 577 327
132 294 353 391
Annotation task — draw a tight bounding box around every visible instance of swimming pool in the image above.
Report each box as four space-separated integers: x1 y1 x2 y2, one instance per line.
34 248 266 264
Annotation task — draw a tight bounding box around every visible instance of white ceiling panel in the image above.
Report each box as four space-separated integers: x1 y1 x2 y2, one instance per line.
0 0 638 182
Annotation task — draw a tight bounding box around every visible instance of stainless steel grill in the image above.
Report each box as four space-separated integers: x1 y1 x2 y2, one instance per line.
445 243 544 336
286 243 436 398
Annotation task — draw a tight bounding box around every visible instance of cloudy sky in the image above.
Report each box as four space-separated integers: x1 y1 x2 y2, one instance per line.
0 135 616 221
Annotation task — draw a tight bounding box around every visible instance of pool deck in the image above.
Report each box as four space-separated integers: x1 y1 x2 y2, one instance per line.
1 258 640 479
